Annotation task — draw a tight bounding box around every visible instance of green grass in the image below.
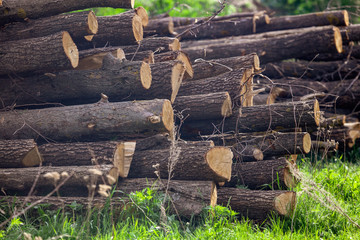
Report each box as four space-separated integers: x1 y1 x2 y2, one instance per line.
1 151 360 239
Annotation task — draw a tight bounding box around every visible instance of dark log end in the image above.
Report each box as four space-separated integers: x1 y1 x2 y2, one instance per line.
162 100 175 133
206 147 233 182
132 15 144 42
274 191 296 216
170 61 186 103
62 31 79 68
333 26 343 53
140 61 152 89
303 133 311 154
135 6 148 26
22 146 43 167
87 11 98 35
221 92 233 117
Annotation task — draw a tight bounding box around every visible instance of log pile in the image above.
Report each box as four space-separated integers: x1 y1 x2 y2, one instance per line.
3 4 359 222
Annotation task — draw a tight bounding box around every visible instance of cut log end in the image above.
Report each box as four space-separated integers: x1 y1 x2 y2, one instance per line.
169 38 181 51
169 18 175 34
84 35 94 41
130 0 135 9
140 62 152 89
177 52 193 78
123 142 136 177
115 48 126 60
170 62 186 103
303 133 311 154
162 100 175 133
343 10 350 26
253 148 264 161
264 14 271 24
114 143 125 177
274 192 296 216
136 6 148 26
211 182 217 207
108 167 119 185
62 31 79 68
132 15 144 42
206 147 233 182
221 92 233 117
87 11 98 34
333 26 343 53
254 54 261 71
284 166 298 188
314 99 321 126
21 146 43 167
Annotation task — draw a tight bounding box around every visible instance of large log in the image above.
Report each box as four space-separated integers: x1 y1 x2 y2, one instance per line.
186 53 260 81
75 11 143 49
0 165 118 196
341 24 360 44
175 15 270 40
0 31 78 75
173 92 232 121
224 158 298 189
180 100 321 138
301 42 360 61
217 188 296 220
0 139 42 167
0 99 174 141
127 143 233 182
144 17 174 37
0 11 98 42
182 26 343 64
0 0 134 25
153 51 193 78
77 47 126 70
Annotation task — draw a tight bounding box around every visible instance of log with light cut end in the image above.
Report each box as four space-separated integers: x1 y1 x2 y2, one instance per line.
122 37 181 53
312 140 338 152
144 17 174 37
173 92 232 121
181 100 321 138
0 0 134 25
0 10 98 42
154 51 193 78
77 48 126 70
0 31 78 75
231 145 263 162
217 188 296 220
185 53 260 81
0 139 42 168
0 165 118 196
0 55 152 106
0 99 174 141
225 158 298 190
240 68 254 107
125 50 154 63
127 144 233 182
76 12 143 50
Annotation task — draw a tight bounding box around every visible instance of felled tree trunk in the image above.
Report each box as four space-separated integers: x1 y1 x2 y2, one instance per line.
300 43 360 61
173 92 232 121
0 31 78 75
125 50 154 63
0 165 118 196
0 0 134 25
144 17 174 37
180 100 321 138
182 26 343 64
76 47 126 70
185 53 260 80
0 11 97 42
217 188 296 220
341 24 360 44
0 139 42 167
127 143 233 182
224 158 298 190
0 99 174 141
75 11 143 49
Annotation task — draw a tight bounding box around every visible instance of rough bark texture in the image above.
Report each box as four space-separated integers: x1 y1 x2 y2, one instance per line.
0 165 117 196
341 24 360 44
0 11 97 42
127 145 233 182
300 42 360 61
217 188 296 220
0 139 42 167
0 0 134 25
224 158 298 189
114 178 217 217
173 92 232 121
0 99 174 141
77 47 126 70
144 17 174 37
230 145 264 162
75 12 143 49
182 26 342 64
185 53 260 81
180 100 320 138
121 37 180 53
0 55 152 106
175 15 270 40
0 31 78 75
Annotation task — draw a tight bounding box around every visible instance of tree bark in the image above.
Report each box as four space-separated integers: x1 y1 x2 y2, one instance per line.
0 31 78 75
180 100 321 138
153 51 193 78
182 26 343 64
0 165 118 196
144 17 174 37
127 144 233 182
217 188 296 220
76 47 126 70
300 42 360 61
173 92 232 121
75 12 143 50
341 24 360 44
175 15 270 40
0 99 174 141
121 37 181 53
0 0 134 25
0 139 42 167
0 11 98 42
